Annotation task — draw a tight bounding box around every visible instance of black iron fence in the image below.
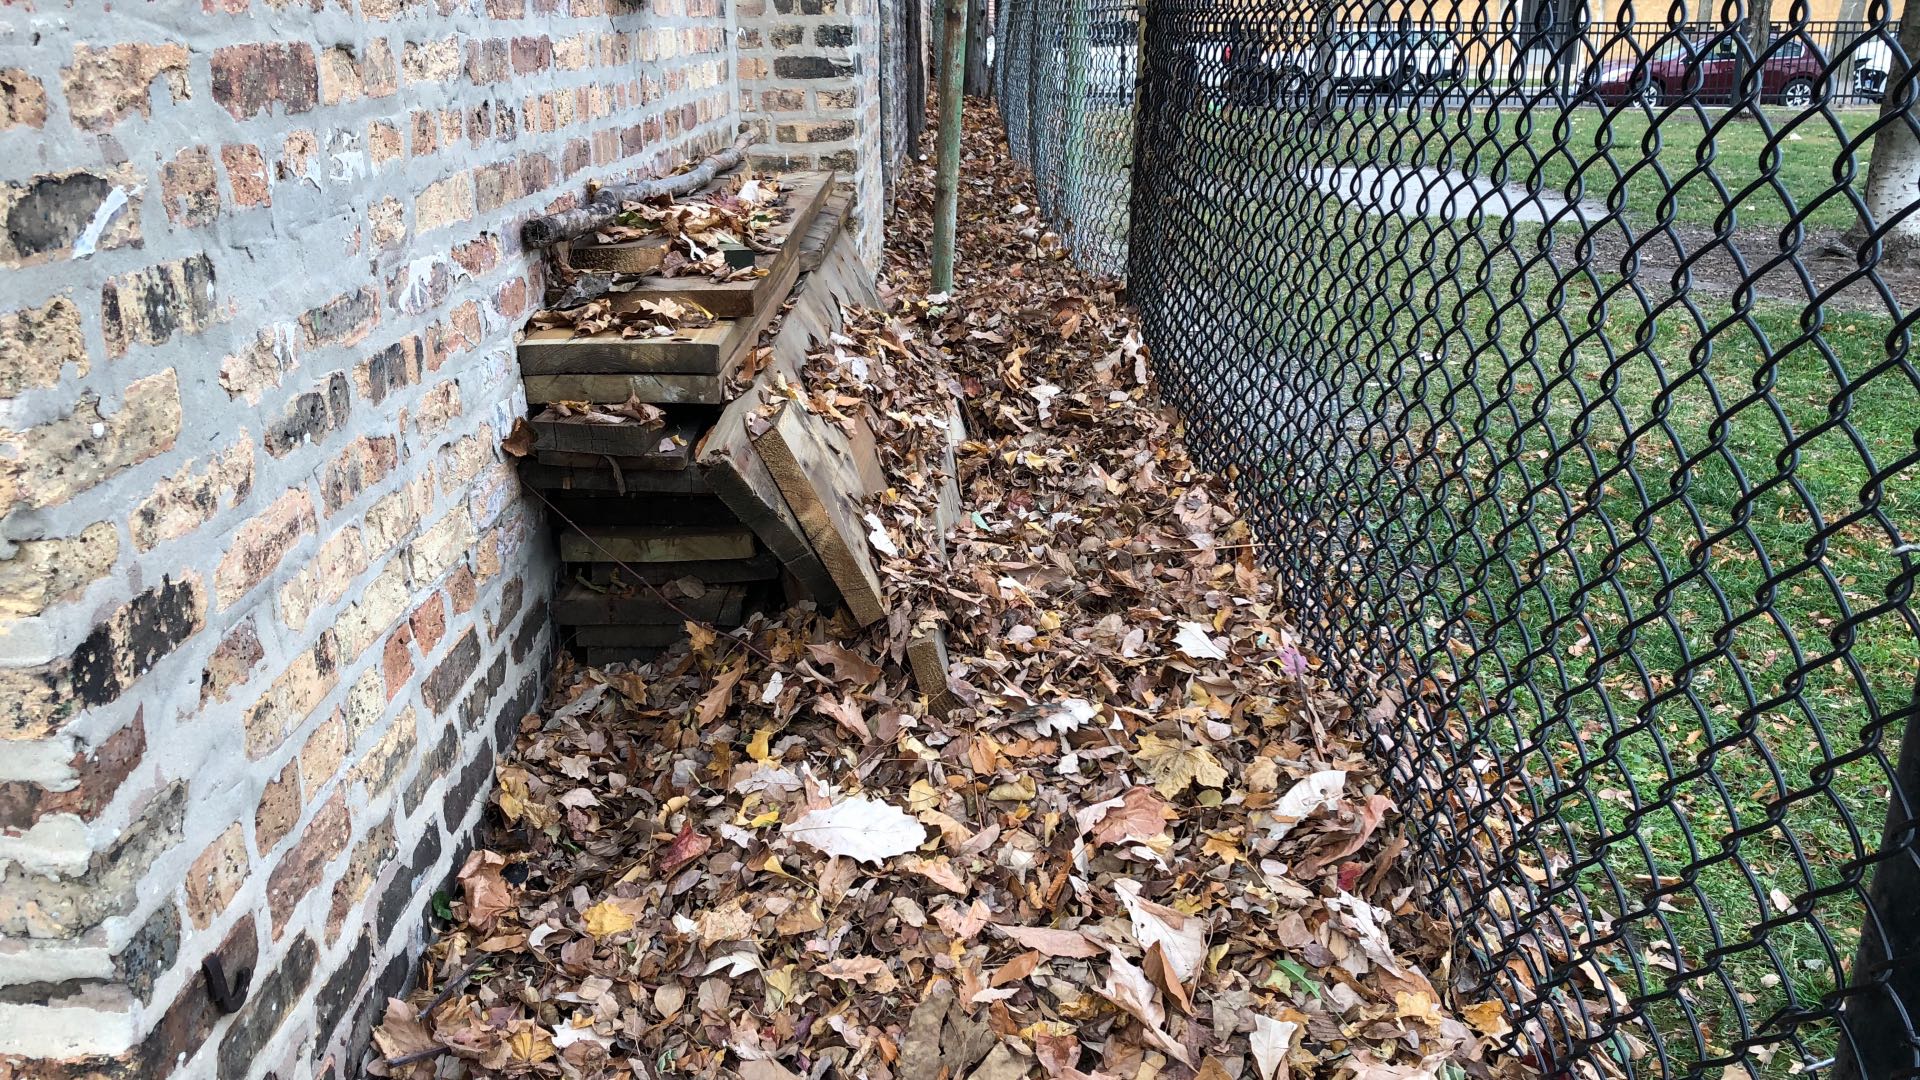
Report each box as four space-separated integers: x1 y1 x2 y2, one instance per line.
997 1 1920 1076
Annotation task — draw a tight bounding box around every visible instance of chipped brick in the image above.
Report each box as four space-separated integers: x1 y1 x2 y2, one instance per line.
262 793 347 937
101 256 217 357
214 488 315 606
62 44 190 131
0 521 117 619
242 629 338 757
209 42 319 119
131 437 254 551
159 147 219 227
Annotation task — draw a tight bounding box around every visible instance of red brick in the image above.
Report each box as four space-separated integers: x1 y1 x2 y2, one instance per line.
209 43 319 120
263 790 349 937
446 566 477 615
511 35 553 73
0 712 145 831
255 759 299 851
408 595 446 653
160 147 219 227
381 623 413 698
221 144 271 207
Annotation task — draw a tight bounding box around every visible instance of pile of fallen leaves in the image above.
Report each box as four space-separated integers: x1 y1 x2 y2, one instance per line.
529 296 716 341
371 106 1535 1080
600 174 786 280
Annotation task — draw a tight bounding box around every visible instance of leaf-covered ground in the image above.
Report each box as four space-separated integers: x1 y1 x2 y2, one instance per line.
370 106 1537 1080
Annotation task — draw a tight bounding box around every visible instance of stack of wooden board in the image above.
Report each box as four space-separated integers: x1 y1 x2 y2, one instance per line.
515 169 880 664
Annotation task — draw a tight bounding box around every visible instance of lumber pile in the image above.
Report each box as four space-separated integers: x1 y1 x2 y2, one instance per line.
513 164 926 668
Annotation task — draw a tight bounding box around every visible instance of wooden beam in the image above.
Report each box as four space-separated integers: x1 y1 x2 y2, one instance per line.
752 399 889 626
696 419 837 602
554 582 748 625
526 417 701 462
605 171 837 318
519 463 712 496
579 554 781 585
522 372 725 406
557 525 757 564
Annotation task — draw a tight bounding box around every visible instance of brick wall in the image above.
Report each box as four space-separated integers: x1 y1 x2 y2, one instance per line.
738 0 890 262
0 2 735 1077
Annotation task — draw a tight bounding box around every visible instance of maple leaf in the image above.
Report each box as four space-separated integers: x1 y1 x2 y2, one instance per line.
1133 733 1228 797
581 900 637 938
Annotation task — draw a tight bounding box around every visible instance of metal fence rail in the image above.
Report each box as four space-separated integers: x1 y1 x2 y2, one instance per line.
997 1 1920 1076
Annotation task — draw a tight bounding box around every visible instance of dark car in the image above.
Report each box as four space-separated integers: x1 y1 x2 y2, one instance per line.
1582 36 1827 107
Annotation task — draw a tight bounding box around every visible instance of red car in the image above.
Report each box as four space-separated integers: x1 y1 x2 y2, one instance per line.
1582 36 1827 108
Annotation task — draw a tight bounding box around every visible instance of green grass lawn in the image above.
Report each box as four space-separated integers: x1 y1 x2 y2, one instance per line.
1139 100 1918 1075
1397 101 1883 234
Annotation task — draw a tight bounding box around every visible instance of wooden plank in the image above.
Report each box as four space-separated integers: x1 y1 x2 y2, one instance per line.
685 206 884 608
607 172 837 318
554 582 746 625
907 398 969 716
752 399 888 626
526 417 700 462
558 525 756 564
847 406 886 497
576 624 686 646
542 493 741 529
523 373 724 406
799 190 854 274
696 420 837 602
580 554 780 585
517 320 738 376
907 621 960 717
581 645 669 665
520 463 711 496
562 175 730 273
520 221 809 398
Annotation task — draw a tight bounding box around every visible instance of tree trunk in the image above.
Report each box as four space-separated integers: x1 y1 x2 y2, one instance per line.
1844 0 1920 264
1734 0 1774 112
964 0 990 96
931 0 968 292
907 0 928 147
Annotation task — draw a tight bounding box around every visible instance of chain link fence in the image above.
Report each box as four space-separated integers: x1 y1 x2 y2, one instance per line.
996 1 1920 1076
995 0 1137 274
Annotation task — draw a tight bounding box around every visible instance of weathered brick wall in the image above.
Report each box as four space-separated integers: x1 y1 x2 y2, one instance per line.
0 2 734 1077
738 0 889 262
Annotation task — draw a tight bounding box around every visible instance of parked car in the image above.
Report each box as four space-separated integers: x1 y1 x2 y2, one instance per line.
1849 36 1891 101
1181 25 1462 106
1581 36 1828 107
